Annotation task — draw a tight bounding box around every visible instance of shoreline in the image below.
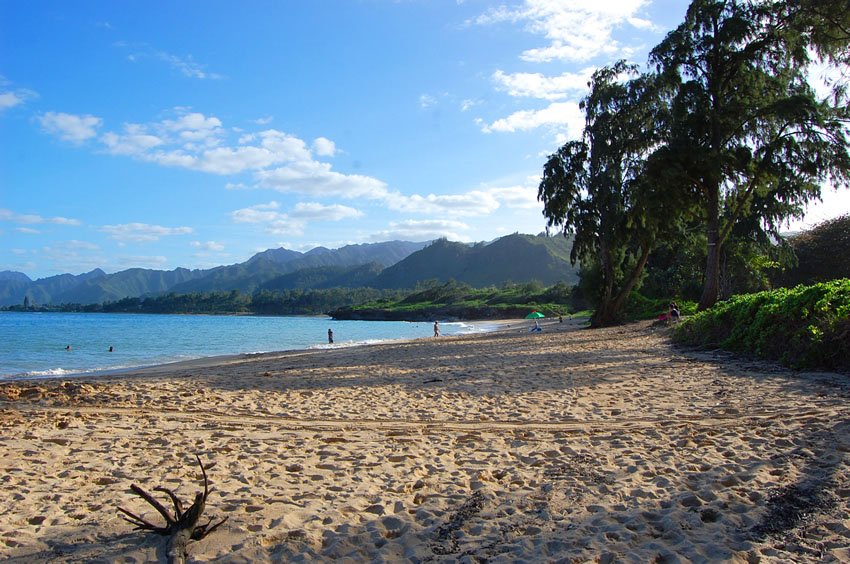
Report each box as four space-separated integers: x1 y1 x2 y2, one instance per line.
2 319 847 561
96 317 548 381
1 316 530 383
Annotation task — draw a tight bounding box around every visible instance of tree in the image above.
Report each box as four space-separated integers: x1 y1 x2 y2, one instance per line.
538 62 679 326
650 0 850 309
778 214 850 285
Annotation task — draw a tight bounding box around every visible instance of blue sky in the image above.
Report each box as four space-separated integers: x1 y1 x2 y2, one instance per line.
2 0 847 280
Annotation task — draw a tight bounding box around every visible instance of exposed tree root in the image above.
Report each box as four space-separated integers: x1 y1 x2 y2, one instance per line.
117 455 228 564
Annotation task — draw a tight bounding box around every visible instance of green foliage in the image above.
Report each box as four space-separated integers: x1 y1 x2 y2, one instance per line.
673 279 850 371
778 214 850 286
641 230 706 301
650 0 850 309
622 292 698 321
338 281 578 320
538 62 678 326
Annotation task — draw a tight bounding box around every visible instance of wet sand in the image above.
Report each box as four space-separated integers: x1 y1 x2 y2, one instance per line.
1 318 849 562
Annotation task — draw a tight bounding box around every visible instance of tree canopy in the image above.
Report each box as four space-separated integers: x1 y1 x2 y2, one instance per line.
540 0 850 322
538 62 683 326
650 0 850 308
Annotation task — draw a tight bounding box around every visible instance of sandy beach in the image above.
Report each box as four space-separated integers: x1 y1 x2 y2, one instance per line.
1 318 849 562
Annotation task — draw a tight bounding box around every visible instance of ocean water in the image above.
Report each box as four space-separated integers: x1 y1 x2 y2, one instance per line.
0 312 493 381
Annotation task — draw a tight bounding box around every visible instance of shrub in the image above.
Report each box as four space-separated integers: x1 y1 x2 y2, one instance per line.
778 214 850 286
622 292 697 321
673 279 850 371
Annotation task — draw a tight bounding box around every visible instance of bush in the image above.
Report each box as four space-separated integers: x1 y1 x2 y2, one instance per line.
778 214 850 286
622 292 697 321
673 279 850 371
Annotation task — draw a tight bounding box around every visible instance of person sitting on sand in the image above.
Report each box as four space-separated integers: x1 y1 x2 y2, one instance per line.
668 302 680 323
530 320 542 332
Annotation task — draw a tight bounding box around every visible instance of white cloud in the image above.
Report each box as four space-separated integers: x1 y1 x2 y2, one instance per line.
252 115 274 125
39 109 392 211
190 240 225 251
255 161 390 200
40 241 105 274
64 240 100 250
460 99 481 112
38 111 102 143
258 130 314 162
386 190 501 215
473 0 650 62
50 216 82 226
231 200 363 237
230 202 284 224
190 145 290 174
312 137 336 157
16 227 40 234
488 184 541 209
156 51 223 80
482 101 583 135
0 208 81 226
102 127 164 156
98 123 315 175
0 209 42 224
419 94 437 108
230 202 304 235
0 78 37 111
163 112 223 133
116 255 169 268
492 68 594 100
627 16 656 30
368 219 470 242
0 92 23 110
100 222 193 242
0 88 37 111
290 202 363 221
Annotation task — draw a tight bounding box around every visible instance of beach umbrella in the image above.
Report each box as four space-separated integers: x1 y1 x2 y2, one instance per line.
525 311 545 319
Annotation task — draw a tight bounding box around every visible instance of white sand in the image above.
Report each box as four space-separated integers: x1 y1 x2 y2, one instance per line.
1 318 849 562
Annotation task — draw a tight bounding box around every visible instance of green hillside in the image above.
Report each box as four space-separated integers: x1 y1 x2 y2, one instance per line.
0 236 579 306
55 268 206 304
260 263 384 290
373 234 578 289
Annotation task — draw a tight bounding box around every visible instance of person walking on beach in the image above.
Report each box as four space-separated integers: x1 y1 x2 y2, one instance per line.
328 328 334 344
433 321 440 337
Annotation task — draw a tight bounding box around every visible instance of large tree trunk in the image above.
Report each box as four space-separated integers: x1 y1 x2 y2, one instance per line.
592 243 652 327
591 240 618 327
611 243 652 313
699 186 722 310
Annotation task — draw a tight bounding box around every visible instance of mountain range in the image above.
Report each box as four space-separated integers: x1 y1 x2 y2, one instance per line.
0 234 580 307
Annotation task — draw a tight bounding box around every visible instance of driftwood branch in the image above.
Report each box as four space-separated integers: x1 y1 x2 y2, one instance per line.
117 455 228 564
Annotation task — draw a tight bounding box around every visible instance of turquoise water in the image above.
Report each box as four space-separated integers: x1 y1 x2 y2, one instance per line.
0 312 492 381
